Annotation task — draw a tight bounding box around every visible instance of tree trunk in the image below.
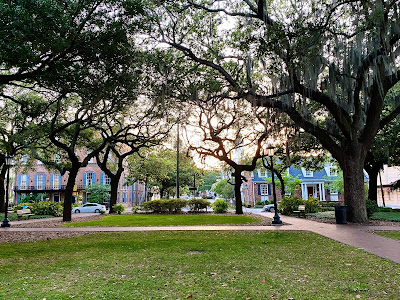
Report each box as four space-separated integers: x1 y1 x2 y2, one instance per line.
275 172 285 196
0 179 5 213
109 177 120 214
365 167 379 203
0 166 7 213
234 172 243 214
63 167 79 222
341 157 368 223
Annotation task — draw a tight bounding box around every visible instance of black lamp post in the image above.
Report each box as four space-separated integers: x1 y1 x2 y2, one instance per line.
262 144 282 225
1 155 14 228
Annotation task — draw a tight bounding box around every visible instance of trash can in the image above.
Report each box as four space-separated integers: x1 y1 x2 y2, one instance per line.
335 205 347 224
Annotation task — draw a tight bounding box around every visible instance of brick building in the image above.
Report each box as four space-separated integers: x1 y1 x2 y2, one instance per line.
13 154 145 207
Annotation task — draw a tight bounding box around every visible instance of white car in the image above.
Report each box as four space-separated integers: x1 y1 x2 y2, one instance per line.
263 204 275 212
72 203 106 213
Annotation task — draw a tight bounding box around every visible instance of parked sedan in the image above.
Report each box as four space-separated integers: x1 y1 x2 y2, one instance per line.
263 204 275 212
72 203 106 213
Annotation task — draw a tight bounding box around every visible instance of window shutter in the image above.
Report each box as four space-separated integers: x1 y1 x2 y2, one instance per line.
59 174 62 188
43 174 46 188
18 174 21 188
27 175 29 187
92 172 95 185
83 173 87 186
268 184 272 195
50 174 54 188
100 173 104 185
34 174 38 189
17 194 20 203
327 189 330 195
257 185 261 195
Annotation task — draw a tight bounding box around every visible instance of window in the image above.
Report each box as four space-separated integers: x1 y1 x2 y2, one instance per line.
37 174 44 189
37 160 43 165
89 157 94 163
304 170 313 177
53 173 60 189
329 167 338 176
21 175 28 189
86 172 93 186
260 184 269 195
104 174 111 185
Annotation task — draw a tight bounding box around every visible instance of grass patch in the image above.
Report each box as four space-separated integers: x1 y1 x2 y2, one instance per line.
373 231 400 241
370 212 400 222
0 212 54 221
65 214 262 227
0 231 398 299
306 211 335 219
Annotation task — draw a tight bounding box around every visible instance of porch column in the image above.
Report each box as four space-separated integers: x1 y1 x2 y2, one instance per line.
321 183 325 201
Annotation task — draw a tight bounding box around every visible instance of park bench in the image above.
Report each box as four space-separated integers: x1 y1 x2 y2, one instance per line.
16 209 35 221
293 205 306 218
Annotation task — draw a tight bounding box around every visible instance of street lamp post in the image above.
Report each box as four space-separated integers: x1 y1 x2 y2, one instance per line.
262 144 282 225
1 155 14 228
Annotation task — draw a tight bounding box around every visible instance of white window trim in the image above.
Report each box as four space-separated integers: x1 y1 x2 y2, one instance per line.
260 184 269 195
302 168 313 177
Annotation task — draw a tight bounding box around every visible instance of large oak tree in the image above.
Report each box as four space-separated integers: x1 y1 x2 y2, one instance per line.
141 0 400 222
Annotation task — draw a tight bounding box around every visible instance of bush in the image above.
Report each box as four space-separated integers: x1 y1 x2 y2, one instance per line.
242 203 252 208
112 204 125 214
131 205 138 213
366 199 379 218
140 199 187 213
278 196 304 215
165 199 187 212
304 197 322 213
212 199 229 213
187 198 211 212
30 201 63 216
377 207 393 212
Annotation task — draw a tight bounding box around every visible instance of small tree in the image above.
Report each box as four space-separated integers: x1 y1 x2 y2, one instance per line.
85 184 111 204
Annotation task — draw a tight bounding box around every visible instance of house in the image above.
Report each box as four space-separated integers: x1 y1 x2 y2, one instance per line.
377 165 400 208
13 152 145 208
241 163 353 206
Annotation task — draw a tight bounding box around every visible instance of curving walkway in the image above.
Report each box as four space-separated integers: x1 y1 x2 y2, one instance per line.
2 212 400 264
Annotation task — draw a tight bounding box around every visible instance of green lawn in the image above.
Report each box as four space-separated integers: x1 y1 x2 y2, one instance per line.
0 231 398 299
370 212 400 222
374 231 400 240
65 214 262 227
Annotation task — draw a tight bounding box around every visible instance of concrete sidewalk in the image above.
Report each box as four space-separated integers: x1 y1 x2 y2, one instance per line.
2 212 400 264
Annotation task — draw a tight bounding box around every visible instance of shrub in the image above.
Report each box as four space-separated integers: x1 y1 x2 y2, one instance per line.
166 199 187 212
212 199 229 213
112 204 125 214
377 207 393 212
140 199 187 213
242 203 252 208
278 196 304 215
366 199 379 218
187 198 211 212
131 205 138 213
30 201 63 216
304 197 322 213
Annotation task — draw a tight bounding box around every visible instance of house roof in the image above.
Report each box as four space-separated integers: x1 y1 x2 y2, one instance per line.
251 165 368 183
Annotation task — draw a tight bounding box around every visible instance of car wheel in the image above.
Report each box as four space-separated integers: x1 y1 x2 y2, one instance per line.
75 209 80 213
94 209 100 213
269 207 275 212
